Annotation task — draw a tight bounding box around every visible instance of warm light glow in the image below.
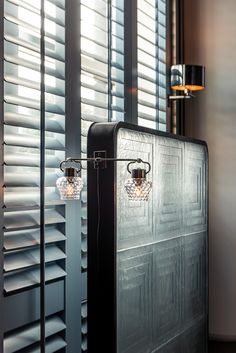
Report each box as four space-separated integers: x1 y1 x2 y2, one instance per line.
171 85 205 91
134 186 142 197
65 182 77 197
56 176 84 200
124 178 152 201
133 185 145 198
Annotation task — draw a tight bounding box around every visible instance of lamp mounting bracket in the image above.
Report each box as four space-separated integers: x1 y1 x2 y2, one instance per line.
60 156 151 173
94 150 107 169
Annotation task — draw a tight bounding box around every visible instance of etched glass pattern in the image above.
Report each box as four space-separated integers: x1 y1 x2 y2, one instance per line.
116 128 208 353
56 176 83 200
124 178 152 201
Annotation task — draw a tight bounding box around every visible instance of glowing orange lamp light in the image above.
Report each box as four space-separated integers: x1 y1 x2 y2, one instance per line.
169 64 205 100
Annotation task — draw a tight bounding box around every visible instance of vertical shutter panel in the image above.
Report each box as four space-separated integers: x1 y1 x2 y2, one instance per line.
3 0 66 295
111 0 124 122
1 0 170 350
3 0 66 350
81 301 87 353
80 0 124 272
137 0 167 131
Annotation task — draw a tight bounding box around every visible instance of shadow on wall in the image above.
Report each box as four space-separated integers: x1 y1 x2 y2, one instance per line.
184 0 236 340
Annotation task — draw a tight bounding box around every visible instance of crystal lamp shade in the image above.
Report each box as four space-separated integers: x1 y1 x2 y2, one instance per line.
124 177 152 201
56 167 84 200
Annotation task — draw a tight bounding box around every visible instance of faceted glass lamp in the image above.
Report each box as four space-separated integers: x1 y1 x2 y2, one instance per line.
124 168 152 201
56 158 152 201
56 167 83 200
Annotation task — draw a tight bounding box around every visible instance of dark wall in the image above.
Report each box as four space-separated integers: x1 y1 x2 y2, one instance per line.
184 0 236 340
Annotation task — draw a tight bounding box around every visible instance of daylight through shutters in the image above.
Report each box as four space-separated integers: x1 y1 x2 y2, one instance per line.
3 0 66 350
0 0 170 351
137 0 167 130
80 0 125 272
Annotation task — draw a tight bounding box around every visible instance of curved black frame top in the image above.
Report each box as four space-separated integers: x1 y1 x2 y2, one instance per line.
87 122 208 353
88 121 208 153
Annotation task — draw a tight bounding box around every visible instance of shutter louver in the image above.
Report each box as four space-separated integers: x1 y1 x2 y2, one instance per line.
4 244 66 272
3 0 66 350
137 0 167 130
4 264 66 294
3 0 66 294
4 227 65 251
80 0 124 271
4 315 66 353
23 336 66 353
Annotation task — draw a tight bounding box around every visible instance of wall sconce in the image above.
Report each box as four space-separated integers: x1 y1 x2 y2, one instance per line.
56 155 152 201
169 64 205 100
124 161 152 201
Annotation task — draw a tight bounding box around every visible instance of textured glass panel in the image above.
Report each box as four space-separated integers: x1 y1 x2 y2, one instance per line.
183 232 207 324
152 238 182 347
116 128 208 353
156 138 183 239
182 319 207 353
117 247 153 353
153 336 182 353
184 143 207 233
116 129 155 251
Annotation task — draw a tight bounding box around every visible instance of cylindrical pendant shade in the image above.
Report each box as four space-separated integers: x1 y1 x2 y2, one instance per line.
171 64 205 91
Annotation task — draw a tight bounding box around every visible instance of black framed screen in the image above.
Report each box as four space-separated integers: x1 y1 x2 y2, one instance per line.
88 121 208 353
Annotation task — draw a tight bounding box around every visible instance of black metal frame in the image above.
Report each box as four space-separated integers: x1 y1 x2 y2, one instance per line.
87 121 208 353
87 123 117 353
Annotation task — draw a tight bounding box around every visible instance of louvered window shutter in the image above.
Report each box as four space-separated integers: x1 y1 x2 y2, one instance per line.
80 0 124 272
137 0 167 131
1 0 170 351
3 0 66 350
